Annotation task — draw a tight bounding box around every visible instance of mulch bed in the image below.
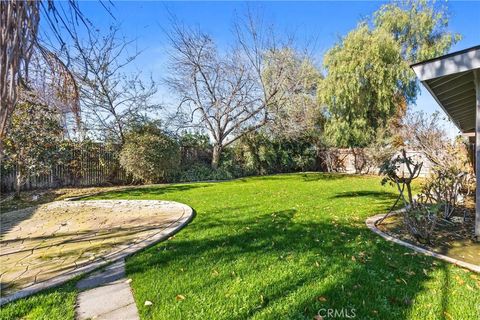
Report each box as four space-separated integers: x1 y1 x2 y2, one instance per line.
377 201 480 266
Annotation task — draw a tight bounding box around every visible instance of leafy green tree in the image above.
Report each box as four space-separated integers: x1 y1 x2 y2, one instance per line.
3 102 64 195
319 0 459 147
320 25 406 147
374 0 461 63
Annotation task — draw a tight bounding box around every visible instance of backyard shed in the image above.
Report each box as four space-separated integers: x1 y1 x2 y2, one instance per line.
411 45 480 239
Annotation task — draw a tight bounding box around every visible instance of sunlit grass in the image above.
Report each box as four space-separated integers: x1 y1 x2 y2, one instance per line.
0 280 77 320
93 173 480 320
1 173 478 319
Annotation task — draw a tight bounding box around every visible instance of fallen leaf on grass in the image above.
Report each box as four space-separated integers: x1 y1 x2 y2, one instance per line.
317 296 327 302
454 275 465 285
176 294 186 301
144 301 153 306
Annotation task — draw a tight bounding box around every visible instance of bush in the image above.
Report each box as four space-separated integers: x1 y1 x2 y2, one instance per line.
177 163 236 182
177 163 214 182
178 132 212 167
379 148 473 243
420 166 474 220
236 131 317 175
120 133 180 183
403 203 439 244
3 103 64 194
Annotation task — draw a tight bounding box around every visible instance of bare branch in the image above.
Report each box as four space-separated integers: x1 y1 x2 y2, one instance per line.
165 12 300 168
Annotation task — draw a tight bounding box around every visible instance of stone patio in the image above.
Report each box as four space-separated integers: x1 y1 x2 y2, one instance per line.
0 200 193 303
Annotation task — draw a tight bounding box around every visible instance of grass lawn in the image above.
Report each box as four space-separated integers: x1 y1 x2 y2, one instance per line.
1 173 479 319
0 280 77 320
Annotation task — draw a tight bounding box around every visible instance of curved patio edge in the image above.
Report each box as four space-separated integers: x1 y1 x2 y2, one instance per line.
366 212 480 274
0 201 195 306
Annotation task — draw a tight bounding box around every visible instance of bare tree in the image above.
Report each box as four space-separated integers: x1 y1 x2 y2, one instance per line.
262 48 323 139
399 111 473 173
166 14 299 168
72 27 160 145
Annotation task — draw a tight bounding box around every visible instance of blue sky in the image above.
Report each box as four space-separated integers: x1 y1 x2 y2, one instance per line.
73 1 480 136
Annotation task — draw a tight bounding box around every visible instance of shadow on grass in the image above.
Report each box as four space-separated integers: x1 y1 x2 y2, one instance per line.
332 190 398 200
237 172 349 183
302 172 349 182
126 205 465 319
86 183 212 200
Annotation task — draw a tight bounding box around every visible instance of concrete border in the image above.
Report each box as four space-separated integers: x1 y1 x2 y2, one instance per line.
0 200 195 305
366 212 480 273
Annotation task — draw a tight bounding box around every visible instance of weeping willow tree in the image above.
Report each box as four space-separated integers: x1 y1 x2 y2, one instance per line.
319 0 460 148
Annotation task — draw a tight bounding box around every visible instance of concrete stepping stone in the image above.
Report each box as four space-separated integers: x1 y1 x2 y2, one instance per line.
75 260 139 320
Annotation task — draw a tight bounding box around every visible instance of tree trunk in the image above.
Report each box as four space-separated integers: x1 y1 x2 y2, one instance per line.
406 182 414 206
15 169 23 197
351 147 360 174
212 144 222 170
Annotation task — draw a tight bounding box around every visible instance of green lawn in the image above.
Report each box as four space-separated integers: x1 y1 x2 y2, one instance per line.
0 280 77 320
1 173 479 319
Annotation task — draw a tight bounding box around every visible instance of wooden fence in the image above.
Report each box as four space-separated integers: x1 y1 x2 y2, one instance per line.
1 146 129 193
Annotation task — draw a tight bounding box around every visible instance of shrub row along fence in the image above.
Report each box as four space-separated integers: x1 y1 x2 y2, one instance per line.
1 144 433 193
1 145 129 193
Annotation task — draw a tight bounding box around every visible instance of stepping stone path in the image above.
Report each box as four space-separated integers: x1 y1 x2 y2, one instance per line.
0 200 194 305
76 260 139 320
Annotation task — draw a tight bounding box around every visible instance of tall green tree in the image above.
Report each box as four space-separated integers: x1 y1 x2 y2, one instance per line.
319 0 459 147
374 0 460 63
